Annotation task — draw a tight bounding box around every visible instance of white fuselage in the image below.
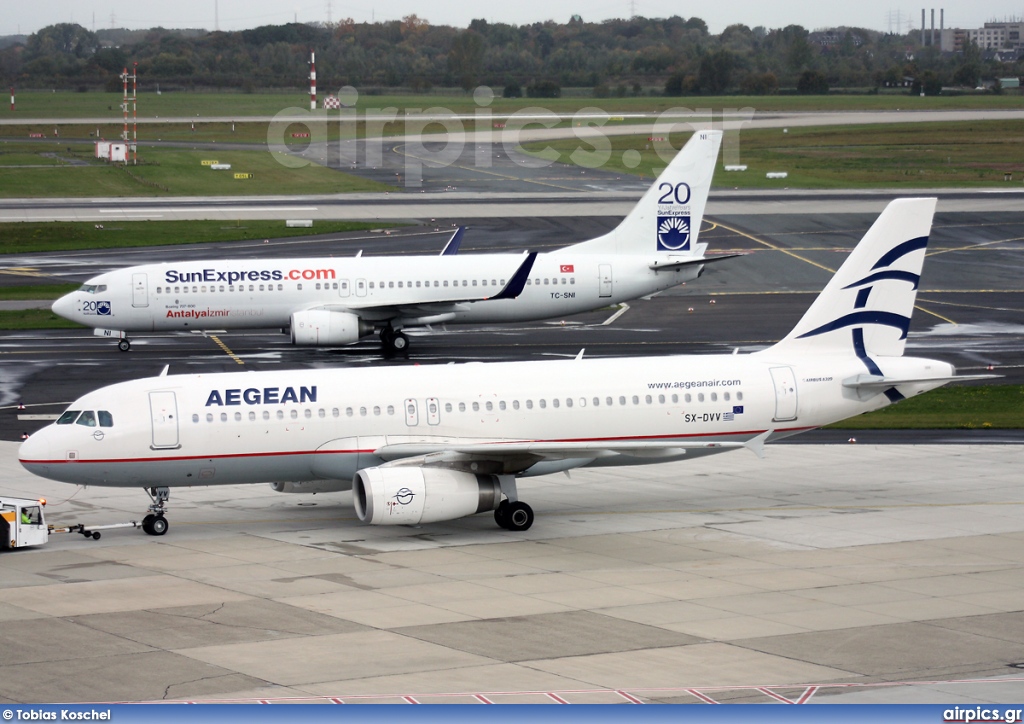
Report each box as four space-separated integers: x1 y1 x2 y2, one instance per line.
18 351 955 489
53 252 698 334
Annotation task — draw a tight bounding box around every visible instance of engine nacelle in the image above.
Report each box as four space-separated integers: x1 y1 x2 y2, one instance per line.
270 480 352 494
290 309 372 346
353 467 502 526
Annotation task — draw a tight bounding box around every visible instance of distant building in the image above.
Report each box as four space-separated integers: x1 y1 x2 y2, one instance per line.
942 21 1024 52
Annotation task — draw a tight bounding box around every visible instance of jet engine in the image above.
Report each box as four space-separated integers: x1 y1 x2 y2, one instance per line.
353 467 502 525
270 480 352 494
290 310 373 346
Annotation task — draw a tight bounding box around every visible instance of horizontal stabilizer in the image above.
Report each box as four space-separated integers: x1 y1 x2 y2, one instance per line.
649 253 743 271
842 373 1001 401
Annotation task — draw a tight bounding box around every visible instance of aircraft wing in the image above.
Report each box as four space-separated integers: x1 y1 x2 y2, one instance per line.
374 432 770 475
440 227 465 255
309 252 536 323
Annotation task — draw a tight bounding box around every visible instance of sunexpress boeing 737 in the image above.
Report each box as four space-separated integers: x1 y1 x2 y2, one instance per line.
21 198 993 536
52 130 730 353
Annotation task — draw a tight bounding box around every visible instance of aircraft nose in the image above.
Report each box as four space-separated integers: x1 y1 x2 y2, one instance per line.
18 429 56 478
51 293 77 320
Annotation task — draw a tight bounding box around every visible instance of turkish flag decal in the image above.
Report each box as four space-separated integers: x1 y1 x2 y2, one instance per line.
559 264 574 273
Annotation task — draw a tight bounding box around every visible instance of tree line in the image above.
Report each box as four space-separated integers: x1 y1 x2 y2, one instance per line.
0 16 1017 96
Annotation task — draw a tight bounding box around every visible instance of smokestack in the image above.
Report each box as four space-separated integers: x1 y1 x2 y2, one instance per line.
921 9 926 45
931 9 935 46
310 49 317 110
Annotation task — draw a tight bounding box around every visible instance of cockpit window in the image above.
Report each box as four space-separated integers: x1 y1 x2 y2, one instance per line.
98 411 113 427
78 284 107 294
57 410 81 425
76 411 97 427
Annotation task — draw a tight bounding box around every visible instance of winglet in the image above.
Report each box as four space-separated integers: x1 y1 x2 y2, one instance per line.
489 252 537 300
159 365 169 377
744 429 772 459
441 227 464 256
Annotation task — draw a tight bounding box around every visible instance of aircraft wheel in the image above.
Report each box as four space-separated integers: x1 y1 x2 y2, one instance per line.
91 532 101 540
117 339 131 352
391 333 409 351
141 514 155 534
494 501 510 529
148 516 168 536
505 502 534 532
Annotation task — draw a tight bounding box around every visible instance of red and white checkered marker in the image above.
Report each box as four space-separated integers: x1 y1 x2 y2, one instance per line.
323 96 341 109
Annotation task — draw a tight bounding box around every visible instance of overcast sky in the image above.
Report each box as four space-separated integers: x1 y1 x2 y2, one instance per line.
3 0 1022 37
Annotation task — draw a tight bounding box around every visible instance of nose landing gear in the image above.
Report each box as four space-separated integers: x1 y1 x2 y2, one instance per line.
142 486 169 536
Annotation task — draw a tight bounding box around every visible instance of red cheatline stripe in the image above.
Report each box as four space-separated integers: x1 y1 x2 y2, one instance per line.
22 427 812 467
758 687 794 704
547 693 570 704
686 689 719 704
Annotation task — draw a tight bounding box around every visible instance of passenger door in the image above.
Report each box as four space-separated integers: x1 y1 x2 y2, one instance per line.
132 273 149 308
149 391 180 449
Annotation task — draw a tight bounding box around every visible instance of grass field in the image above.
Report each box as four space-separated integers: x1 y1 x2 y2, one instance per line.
0 309 78 329
523 119 1024 188
0 219 394 255
0 284 77 300
4 90 1023 119
826 385 1024 429
0 142 393 197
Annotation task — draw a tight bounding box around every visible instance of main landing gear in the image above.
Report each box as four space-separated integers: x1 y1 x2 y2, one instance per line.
142 486 169 536
117 338 131 352
494 500 534 532
379 325 409 353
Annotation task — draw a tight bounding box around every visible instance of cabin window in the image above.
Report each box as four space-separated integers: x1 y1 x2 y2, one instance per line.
192 414 199 423
512 400 520 410
445 403 452 413
290 410 298 419
304 409 312 419
359 407 367 417
370 406 379 416
462 280 468 287
387 405 395 416
388 282 394 289
485 401 493 411
481 279 488 287
544 279 550 285
561 278 566 285
593 397 600 406
276 410 284 420
259 285 265 292
724 392 730 401
249 411 256 421
565 398 573 408
570 278 575 285
472 280 477 287
332 408 340 418
685 393 692 403
315 283 321 290
737 391 744 401
76 411 97 427
369 282 374 289
443 281 449 287
192 286 198 293
526 400 533 410
644 395 652 404
346 407 354 417
234 412 242 422
206 413 214 423
710 393 718 402
499 401 506 411
539 399 547 409
672 394 679 403
458 402 466 412
263 411 270 420
698 393 705 402
618 396 626 406
174 287 180 293
472 402 480 412
249 285 254 292
201 286 207 293
658 395 665 404
220 413 227 422
632 396 640 405
527 279 532 285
